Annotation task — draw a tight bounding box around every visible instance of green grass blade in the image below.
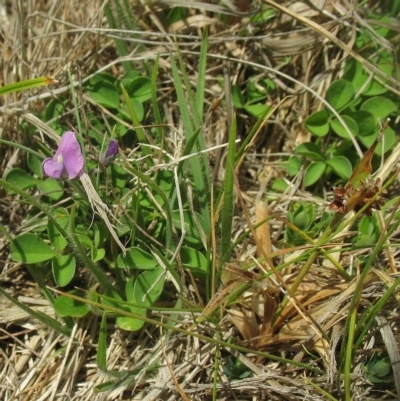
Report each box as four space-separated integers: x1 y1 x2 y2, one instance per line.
97 313 108 371
235 104 275 164
170 55 211 235
125 165 173 249
196 30 208 120
104 3 132 73
0 285 70 336
344 301 358 400
68 70 86 161
219 114 237 265
170 54 194 136
120 84 153 166
151 54 163 138
0 76 57 96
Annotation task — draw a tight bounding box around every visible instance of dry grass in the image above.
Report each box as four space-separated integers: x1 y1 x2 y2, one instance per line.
0 1 400 400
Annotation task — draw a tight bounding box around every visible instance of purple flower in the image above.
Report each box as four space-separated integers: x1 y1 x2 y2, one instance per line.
42 131 84 179
100 139 119 167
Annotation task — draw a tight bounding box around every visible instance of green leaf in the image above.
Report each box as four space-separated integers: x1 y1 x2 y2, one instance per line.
87 80 120 109
52 255 76 287
102 289 125 311
360 97 397 121
119 97 144 122
113 278 147 331
292 209 312 231
363 64 393 96
128 76 151 102
271 178 289 192
171 210 205 247
305 110 329 137
109 164 129 190
330 115 359 139
294 142 324 161
87 72 116 86
326 156 353 180
246 81 268 104
363 51 395 96
91 247 105 262
351 110 377 136
286 156 302 176
37 178 64 201
133 266 165 307
343 59 370 94
48 208 70 250
303 161 326 187
44 98 67 122
5 168 39 194
232 85 245 108
180 246 207 275
326 79 355 111
11 233 55 263
93 222 109 248
27 153 43 177
54 290 90 317
244 103 271 119
358 125 395 156
117 247 157 270
116 309 146 331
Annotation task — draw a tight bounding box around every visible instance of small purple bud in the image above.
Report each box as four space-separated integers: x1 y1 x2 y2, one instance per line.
100 139 119 167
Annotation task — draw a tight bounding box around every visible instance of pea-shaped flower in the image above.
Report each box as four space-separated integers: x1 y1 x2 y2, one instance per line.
42 131 84 179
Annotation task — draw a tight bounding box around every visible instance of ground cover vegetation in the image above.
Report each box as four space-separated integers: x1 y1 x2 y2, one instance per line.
0 1 400 400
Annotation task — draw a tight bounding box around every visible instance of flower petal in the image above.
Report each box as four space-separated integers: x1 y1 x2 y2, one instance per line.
59 131 84 179
42 158 65 179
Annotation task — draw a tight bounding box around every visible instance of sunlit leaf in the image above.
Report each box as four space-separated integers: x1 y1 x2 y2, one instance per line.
11 233 55 263
303 161 326 187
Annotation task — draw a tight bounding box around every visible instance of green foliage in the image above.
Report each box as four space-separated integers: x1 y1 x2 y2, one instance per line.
232 78 274 118
7 32 218 347
54 290 90 317
180 246 208 275
0 76 57 96
222 357 251 380
7 9 399 398
362 353 392 384
11 233 55 263
353 215 380 248
287 18 399 188
5 168 39 194
44 70 151 141
52 255 76 287
285 203 317 246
